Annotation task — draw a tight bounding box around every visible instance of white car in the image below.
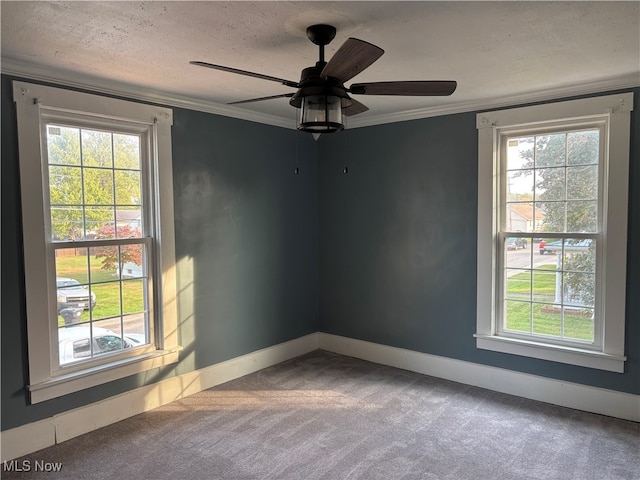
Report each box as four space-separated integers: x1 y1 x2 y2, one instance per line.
58 326 146 365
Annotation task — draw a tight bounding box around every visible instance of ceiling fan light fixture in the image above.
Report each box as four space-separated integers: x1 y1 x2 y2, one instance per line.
297 94 344 133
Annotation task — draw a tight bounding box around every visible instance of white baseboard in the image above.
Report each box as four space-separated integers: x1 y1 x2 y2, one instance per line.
0 332 320 462
3 331 638 462
319 333 640 422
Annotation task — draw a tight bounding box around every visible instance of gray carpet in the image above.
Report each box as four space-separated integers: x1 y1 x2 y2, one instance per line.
3 350 639 480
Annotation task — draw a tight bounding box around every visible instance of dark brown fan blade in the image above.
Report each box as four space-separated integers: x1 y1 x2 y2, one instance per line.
190 61 299 88
228 93 295 105
343 97 369 116
320 38 384 82
349 81 457 96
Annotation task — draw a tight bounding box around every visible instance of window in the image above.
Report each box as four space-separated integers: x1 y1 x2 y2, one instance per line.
14 81 180 402
476 93 633 372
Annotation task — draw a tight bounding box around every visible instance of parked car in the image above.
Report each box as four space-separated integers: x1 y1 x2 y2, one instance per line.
58 326 143 365
539 238 591 255
57 277 96 313
506 237 527 250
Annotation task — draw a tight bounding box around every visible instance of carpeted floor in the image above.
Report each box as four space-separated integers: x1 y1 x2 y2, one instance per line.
3 350 639 480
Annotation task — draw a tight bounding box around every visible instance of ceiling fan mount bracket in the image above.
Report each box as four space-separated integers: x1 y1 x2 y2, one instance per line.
306 24 337 46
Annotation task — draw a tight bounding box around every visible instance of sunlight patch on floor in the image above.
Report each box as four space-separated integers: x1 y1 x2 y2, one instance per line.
152 389 380 411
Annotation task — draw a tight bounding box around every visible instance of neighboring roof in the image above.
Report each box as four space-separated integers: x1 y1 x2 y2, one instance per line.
508 204 545 222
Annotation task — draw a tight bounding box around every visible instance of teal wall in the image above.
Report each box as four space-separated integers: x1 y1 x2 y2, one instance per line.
317 90 640 394
2 74 638 432
1 76 319 430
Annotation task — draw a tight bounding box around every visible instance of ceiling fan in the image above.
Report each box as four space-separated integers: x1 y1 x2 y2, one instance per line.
190 24 457 134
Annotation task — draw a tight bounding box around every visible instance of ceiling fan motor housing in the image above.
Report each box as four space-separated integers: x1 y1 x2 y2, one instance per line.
289 63 352 109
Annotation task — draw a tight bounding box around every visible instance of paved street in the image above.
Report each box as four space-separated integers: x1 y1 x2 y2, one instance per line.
505 242 557 277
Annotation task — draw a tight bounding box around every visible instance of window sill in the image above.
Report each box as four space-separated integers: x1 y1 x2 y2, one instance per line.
474 334 626 373
27 346 182 404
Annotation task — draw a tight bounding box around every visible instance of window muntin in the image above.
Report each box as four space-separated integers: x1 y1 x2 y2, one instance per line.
499 126 602 348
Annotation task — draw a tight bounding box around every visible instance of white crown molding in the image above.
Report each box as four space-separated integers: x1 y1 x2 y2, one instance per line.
1 57 293 130
347 73 640 128
2 57 638 130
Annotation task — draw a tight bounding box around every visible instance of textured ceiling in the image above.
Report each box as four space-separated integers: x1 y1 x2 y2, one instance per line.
2 1 639 127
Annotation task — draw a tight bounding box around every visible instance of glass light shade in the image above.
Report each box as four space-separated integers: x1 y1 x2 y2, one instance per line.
298 95 343 133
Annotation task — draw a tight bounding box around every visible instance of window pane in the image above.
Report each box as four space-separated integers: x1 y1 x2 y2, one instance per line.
535 167 565 201
506 136 534 170
536 201 565 233
122 278 145 315
505 300 531 333
566 201 597 232
505 203 534 232
85 206 114 237
532 268 556 303
532 306 562 336
119 244 145 276
566 165 598 200
56 247 89 282
55 248 92 326
561 239 596 273
113 134 141 170
506 169 533 202
564 308 595 342
51 206 84 241
563 272 595 308
81 130 113 168
123 315 148 348
115 209 142 237
90 245 119 282
567 130 599 166
505 268 530 301
90 281 121 321
115 170 141 206
92 319 125 358
49 165 82 204
47 125 80 166
535 133 566 167
83 168 114 205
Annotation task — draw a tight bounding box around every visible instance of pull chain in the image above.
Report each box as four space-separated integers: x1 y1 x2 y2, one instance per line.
343 116 349 174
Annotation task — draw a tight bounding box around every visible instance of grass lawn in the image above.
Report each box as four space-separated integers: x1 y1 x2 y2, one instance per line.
56 253 145 326
505 265 594 341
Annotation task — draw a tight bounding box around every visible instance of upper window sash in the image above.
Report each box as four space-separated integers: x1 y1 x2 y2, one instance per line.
498 123 607 235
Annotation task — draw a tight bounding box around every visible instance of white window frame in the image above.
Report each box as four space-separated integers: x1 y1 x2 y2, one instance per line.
475 93 633 373
14 81 181 403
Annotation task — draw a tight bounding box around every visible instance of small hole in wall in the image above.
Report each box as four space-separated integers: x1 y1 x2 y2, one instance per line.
295 167 300 175
343 166 348 174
